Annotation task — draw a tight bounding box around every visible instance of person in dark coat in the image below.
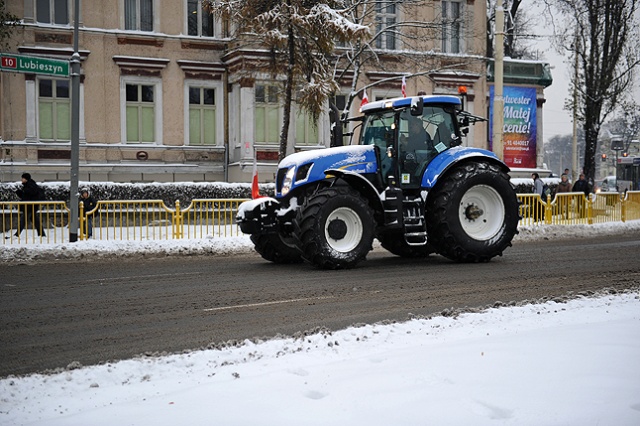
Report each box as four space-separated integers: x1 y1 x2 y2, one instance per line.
572 173 590 218
7 172 45 238
572 173 590 196
79 188 97 238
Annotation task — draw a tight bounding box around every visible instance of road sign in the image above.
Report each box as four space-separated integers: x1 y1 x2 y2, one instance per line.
0 53 69 77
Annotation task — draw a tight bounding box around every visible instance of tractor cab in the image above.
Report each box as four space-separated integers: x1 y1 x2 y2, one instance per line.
359 96 463 188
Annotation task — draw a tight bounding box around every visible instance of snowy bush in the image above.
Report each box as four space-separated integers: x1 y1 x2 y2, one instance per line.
0 182 275 206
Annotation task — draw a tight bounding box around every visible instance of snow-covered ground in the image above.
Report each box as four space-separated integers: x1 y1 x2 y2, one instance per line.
1 221 640 425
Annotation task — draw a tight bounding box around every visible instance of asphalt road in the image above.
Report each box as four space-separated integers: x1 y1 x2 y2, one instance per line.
2 233 640 378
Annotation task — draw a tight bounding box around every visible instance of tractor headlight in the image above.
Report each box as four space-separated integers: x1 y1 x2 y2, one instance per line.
281 167 296 196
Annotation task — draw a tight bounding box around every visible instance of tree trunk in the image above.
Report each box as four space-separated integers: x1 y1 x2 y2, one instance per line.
278 5 295 162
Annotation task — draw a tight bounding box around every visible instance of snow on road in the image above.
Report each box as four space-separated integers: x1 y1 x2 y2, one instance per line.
1 221 639 425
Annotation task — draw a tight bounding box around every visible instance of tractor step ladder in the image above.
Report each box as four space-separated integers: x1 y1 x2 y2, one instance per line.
382 186 403 229
402 196 427 246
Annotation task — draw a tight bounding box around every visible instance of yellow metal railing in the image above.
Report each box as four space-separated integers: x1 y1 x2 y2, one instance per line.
3 192 640 245
80 200 177 241
516 191 640 226
180 199 246 239
1 201 70 244
3 198 248 245
623 191 640 222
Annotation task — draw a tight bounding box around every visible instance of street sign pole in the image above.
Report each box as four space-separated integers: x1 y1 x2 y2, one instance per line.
69 0 81 243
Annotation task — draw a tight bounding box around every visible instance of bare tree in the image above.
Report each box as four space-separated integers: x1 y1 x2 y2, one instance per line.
544 132 585 173
548 0 640 184
486 0 541 59
209 1 368 161
603 100 640 154
333 0 485 117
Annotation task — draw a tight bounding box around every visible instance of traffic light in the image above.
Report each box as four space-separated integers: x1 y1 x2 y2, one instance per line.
601 153 607 162
622 152 629 157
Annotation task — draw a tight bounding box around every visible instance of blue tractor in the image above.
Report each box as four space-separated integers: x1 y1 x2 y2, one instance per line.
237 95 519 269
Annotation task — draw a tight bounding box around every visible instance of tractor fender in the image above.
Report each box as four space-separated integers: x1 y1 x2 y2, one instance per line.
324 169 384 214
421 146 508 189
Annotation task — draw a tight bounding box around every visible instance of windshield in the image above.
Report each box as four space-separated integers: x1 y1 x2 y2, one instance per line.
360 111 395 151
399 107 457 150
360 106 457 151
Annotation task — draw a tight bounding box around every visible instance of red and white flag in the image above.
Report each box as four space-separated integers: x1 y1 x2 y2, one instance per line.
360 89 369 108
251 156 264 199
401 75 407 98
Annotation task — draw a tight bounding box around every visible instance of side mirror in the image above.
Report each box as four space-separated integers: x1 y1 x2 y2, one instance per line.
410 96 423 116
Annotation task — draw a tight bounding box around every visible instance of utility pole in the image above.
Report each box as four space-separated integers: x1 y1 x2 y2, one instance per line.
571 31 579 181
492 7 505 161
69 0 80 242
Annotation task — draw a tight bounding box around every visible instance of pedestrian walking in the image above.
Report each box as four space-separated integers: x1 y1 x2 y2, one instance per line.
6 173 46 239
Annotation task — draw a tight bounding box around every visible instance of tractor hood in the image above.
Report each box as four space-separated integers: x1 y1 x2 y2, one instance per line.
276 145 378 197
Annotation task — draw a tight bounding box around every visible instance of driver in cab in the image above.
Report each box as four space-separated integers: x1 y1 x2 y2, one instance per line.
401 117 430 152
400 117 433 174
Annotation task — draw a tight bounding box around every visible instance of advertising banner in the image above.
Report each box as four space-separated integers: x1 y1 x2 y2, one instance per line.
489 86 537 168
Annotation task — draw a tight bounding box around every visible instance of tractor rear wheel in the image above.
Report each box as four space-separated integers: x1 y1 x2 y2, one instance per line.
426 161 519 262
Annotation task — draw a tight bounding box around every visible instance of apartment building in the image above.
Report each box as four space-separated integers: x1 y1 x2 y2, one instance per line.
0 1 550 184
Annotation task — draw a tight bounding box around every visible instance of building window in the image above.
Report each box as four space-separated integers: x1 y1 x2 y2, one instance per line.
295 110 319 146
375 1 397 50
188 86 216 145
125 0 153 31
38 78 70 141
125 83 156 143
187 0 213 37
255 84 281 145
442 0 463 53
36 0 69 25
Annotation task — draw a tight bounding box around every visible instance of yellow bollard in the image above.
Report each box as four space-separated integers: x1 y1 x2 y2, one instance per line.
173 200 182 239
544 197 552 225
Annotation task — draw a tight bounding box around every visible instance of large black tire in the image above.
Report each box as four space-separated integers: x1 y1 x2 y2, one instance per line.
377 231 434 258
250 232 303 264
294 186 374 269
426 161 519 262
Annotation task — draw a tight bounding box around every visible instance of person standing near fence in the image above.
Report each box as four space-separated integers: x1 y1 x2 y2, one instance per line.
79 188 97 238
532 173 545 222
572 174 590 196
572 173 590 218
556 174 572 219
5 173 45 239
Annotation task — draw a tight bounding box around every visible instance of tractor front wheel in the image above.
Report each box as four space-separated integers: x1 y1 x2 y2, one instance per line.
294 186 374 269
